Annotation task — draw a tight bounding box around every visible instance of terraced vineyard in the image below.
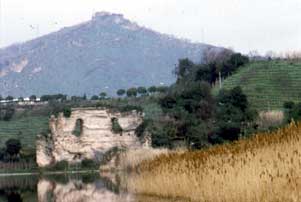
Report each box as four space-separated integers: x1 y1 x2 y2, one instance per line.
217 60 301 110
0 116 49 149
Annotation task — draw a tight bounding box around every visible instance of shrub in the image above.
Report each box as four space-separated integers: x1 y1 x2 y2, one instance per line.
81 159 97 169
5 139 21 156
284 101 301 123
72 119 83 137
63 107 72 118
91 95 99 100
51 160 69 170
3 107 15 121
111 118 123 134
135 120 149 137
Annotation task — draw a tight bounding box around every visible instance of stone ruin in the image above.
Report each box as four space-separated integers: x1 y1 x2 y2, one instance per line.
36 108 150 167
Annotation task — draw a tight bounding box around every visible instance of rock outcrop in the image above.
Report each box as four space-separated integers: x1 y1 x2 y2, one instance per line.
36 108 146 167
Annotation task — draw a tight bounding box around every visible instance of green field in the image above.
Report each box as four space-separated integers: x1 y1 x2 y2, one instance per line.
216 60 301 111
0 116 49 149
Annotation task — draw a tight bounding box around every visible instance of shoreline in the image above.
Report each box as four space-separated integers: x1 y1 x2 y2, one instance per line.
0 170 99 177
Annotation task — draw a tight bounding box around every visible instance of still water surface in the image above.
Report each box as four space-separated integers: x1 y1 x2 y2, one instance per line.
0 173 183 202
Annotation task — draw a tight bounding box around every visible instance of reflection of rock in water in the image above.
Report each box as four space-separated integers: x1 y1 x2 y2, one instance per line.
37 178 135 202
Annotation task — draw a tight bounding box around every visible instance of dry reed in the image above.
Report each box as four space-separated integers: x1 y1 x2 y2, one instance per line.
125 121 301 202
118 148 169 170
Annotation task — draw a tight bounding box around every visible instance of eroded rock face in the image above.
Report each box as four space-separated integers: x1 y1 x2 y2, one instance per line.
36 108 145 167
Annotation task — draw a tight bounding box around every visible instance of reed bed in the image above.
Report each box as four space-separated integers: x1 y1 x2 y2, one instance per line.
117 148 169 171
125 121 301 202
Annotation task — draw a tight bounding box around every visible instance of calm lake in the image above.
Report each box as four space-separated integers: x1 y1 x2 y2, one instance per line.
0 173 183 202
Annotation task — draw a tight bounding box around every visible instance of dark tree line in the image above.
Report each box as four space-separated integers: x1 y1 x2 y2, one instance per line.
175 51 249 85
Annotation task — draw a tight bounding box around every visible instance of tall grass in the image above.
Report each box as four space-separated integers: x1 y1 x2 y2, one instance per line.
125 121 301 202
100 148 169 171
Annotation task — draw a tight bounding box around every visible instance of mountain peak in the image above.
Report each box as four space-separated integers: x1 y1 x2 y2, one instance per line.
0 13 215 97
92 12 139 30
93 12 125 23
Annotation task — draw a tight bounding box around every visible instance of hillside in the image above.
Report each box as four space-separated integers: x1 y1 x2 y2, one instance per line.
218 60 301 110
0 12 218 97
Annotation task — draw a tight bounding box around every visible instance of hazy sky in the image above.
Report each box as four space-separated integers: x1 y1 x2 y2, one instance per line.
0 0 300 54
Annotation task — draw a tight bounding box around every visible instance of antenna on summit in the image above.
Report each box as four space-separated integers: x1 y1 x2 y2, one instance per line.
201 28 205 44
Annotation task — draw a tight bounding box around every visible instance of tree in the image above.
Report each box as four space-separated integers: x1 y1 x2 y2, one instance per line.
71 96 84 102
174 58 195 79
158 81 215 148
137 87 147 96
117 89 126 97
5 139 21 156
6 96 13 101
91 95 99 100
99 92 107 99
30 95 37 101
214 86 256 142
127 88 138 97
156 86 169 93
148 86 157 94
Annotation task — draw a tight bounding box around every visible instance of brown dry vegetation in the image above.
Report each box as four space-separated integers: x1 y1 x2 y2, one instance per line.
117 148 169 170
124 121 301 202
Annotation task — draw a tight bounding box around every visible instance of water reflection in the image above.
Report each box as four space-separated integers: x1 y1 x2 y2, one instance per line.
0 173 184 202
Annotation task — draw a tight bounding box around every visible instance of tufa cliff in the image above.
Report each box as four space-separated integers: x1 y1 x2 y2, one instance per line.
36 108 148 167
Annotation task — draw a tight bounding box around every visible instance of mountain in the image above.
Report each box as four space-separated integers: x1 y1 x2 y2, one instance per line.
0 12 219 97
215 60 301 110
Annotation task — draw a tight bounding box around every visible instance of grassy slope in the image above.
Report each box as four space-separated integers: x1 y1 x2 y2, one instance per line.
0 116 49 149
216 60 301 111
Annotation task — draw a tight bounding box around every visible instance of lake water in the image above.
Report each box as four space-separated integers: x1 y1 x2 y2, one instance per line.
0 173 183 202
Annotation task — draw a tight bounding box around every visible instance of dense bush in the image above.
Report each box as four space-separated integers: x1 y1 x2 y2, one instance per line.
5 139 22 156
40 94 67 102
81 159 98 169
283 101 301 123
213 87 256 142
156 81 215 148
51 160 69 170
135 120 149 137
63 107 72 118
3 107 15 121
